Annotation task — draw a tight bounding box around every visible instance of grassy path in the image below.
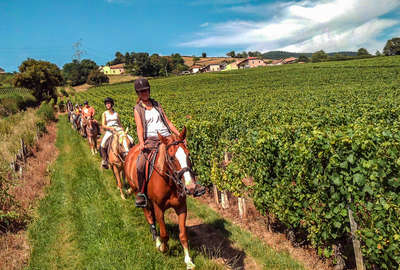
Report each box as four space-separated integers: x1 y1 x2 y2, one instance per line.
27 116 305 270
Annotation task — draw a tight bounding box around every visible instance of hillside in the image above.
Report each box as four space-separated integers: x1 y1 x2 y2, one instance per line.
262 50 358 59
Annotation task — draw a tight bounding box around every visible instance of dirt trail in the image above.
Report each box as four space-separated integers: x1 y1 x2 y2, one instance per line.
0 121 58 270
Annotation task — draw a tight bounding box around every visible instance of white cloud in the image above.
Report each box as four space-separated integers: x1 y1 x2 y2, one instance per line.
181 0 400 52
200 22 209 27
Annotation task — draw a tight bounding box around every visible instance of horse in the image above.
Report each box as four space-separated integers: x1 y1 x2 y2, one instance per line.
124 127 198 270
66 101 74 122
106 127 133 199
72 112 81 131
84 118 99 155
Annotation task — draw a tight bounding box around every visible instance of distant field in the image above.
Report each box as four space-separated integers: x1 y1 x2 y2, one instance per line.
76 56 400 268
107 74 137 84
0 73 14 87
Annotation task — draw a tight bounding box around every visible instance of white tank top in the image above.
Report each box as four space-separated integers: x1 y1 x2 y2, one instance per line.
104 110 119 127
145 108 171 137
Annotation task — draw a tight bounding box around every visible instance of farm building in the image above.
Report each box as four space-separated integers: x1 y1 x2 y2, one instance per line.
222 61 240 71
267 59 284 66
237 57 266 69
0 67 5 74
100 63 125 75
189 64 202 73
283 57 298 64
199 63 222 73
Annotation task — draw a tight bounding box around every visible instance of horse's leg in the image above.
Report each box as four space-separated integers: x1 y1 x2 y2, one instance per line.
153 204 169 253
143 207 158 241
174 204 195 270
112 165 126 200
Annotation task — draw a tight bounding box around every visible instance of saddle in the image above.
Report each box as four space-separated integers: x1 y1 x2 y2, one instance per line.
138 138 161 194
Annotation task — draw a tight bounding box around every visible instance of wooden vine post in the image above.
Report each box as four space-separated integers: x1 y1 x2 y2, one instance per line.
213 184 219 204
220 152 231 209
348 207 365 270
238 197 247 219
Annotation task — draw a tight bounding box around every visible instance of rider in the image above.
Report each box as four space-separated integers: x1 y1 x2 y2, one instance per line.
133 77 205 207
81 101 100 137
100 97 133 169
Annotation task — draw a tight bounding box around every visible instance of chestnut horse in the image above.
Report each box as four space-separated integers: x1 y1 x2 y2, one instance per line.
84 118 99 155
107 128 133 200
124 127 198 270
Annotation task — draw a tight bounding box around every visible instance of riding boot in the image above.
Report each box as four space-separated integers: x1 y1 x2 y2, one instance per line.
135 170 147 208
97 124 101 138
100 147 108 169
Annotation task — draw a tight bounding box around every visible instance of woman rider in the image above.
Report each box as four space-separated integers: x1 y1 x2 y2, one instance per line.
133 78 205 207
100 97 133 168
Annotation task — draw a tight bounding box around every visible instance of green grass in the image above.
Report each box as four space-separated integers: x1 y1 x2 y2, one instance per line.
27 116 305 269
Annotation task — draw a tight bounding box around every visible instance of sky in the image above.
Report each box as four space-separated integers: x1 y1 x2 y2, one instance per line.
1 0 399 71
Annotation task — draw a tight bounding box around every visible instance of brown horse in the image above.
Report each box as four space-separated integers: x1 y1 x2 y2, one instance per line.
84 118 99 155
107 128 133 200
124 127 198 270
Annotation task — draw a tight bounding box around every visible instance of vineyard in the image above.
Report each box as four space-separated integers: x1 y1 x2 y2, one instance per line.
75 56 400 269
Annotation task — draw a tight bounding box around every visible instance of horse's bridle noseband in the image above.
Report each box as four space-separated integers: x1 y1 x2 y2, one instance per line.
165 140 196 196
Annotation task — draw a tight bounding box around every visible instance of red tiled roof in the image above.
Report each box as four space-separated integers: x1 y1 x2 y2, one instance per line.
110 63 125 69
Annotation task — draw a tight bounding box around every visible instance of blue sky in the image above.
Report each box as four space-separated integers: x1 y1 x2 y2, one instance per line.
1 0 399 72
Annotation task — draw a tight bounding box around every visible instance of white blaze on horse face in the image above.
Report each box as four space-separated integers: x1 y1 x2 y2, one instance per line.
175 147 193 186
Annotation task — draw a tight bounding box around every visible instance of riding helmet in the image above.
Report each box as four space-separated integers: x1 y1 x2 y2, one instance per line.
134 78 150 92
104 97 114 106
84 100 88 105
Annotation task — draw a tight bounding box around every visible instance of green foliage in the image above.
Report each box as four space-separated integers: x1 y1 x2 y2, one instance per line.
311 50 328 62
77 56 400 268
298 55 310 62
357 48 370 56
86 69 109 86
62 59 98 86
13 58 62 102
36 102 55 122
383 37 400 56
202 52 207 58
0 91 37 117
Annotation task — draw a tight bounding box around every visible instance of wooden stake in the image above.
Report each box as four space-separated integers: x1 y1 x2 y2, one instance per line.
238 197 247 219
221 190 230 209
213 185 219 205
348 207 365 270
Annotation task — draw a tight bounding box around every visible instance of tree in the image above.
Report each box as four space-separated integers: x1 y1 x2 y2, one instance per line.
375 50 382 56
298 55 310 62
311 50 328 62
13 58 62 102
357 48 370 56
226 51 235 57
62 59 98 86
202 52 207 58
383 37 400 56
87 69 109 86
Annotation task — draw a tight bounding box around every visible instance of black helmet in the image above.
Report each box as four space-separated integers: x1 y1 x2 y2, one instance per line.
84 100 88 105
134 78 150 92
104 97 114 106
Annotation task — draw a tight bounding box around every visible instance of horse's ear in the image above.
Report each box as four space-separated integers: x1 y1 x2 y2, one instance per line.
179 126 187 140
158 132 169 145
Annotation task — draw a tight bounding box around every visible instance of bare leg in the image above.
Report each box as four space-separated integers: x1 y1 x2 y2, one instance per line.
175 204 195 270
154 204 169 253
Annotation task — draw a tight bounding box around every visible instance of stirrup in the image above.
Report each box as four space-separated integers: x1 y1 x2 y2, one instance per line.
192 185 206 197
135 193 148 208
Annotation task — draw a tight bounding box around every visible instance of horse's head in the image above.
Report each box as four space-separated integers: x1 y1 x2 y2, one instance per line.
158 127 197 195
113 127 132 159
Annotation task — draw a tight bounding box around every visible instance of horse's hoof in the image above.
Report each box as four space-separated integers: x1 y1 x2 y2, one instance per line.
127 188 133 195
156 237 162 249
159 242 169 253
120 193 126 200
185 260 195 270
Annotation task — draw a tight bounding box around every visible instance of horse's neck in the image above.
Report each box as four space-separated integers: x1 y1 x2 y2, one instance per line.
155 144 167 175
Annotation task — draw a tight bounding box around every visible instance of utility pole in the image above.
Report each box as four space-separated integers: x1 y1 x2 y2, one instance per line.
72 39 86 61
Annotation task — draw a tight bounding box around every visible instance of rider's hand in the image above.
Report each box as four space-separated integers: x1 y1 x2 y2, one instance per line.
139 142 145 151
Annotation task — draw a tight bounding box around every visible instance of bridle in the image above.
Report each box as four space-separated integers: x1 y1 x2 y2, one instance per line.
164 140 196 197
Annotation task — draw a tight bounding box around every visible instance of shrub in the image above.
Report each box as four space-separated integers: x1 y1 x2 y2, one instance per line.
36 102 55 122
87 69 109 86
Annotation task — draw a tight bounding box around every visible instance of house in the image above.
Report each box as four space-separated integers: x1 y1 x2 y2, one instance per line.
100 63 125 75
237 57 266 69
267 59 284 66
222 61 240 71
0 67 5 74
189 64 202 74
199 63 221 73
283 57 298 64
